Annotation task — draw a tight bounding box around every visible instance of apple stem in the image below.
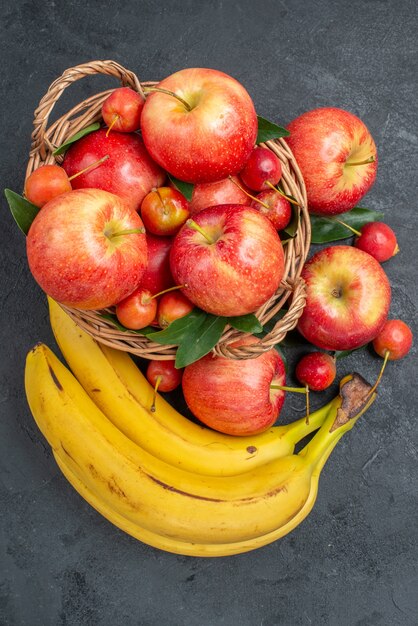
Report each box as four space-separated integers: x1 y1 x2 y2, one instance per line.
150 375 162 412
68 155 110 181
143 86 192 112
228 176 270 210
393 243 400 256
106 115 119 137
108 227 145 239
345 156 375 167
265 181 302 207
186 219 215 244
270 384 307 393
335 219 362 237
148 284 188 301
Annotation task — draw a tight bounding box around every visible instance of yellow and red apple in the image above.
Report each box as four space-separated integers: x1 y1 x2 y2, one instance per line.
297 245 391 350
286 107 377 215
169 204 285 317
26 189 148 310
182 337 286 436
62 129 165 212
140 68 258 184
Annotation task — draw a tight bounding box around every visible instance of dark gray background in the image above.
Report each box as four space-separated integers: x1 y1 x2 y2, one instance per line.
1 1 417 624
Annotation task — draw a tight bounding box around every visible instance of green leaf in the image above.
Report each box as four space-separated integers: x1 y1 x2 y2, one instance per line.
333 345 366 359
227 313 263 334
310 207 384 244
53 122 101 156
256 115 290 144
175 315 227 368
99 313 156 336
146 309 207 345
4 189 40 235
167 174 194 201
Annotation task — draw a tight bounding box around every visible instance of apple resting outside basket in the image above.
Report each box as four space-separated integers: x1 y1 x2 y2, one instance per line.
25 60 311 361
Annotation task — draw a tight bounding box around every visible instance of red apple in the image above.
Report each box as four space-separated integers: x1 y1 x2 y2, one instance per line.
140 233 174 294
188 176 250 215
102 87 144 133
182 336 286 436
141 68 257 183
286 107 377 215
157 291 194 328
141 187 190 235
170 204 285 317
297 245 391 350
115 287 157 330
24 164 72 207
62 129 165 212
26 189 147 310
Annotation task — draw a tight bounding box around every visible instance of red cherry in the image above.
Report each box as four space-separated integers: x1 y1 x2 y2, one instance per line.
25 164 72 207
355 222 399 262
239 147 282 191
141 187 190 236
116 287 157 329
372 319 413 360
102 87 144 133
157 291 194 328
295 352 336 391
146 359 183 392
251 189 292 230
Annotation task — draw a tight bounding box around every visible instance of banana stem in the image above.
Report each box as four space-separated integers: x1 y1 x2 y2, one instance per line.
302 391 376 467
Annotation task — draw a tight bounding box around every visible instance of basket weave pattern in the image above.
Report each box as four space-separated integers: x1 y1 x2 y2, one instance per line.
26 60 310 360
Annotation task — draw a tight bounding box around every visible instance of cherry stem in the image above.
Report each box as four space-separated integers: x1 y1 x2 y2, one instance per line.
150 375 162 413
186 219 215 244
228 176 270 210
68 155 110 181
148 284 187 301
143 86 192 112
265 181 302 207
106 115 119 137
335 219 362 237
345 156 375 167
367 349 390 397
108 227 145 239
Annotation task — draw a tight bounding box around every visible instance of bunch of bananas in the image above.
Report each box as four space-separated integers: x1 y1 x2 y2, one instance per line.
23 299 376 557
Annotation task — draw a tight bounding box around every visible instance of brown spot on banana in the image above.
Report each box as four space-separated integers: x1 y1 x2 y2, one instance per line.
48 364 63 390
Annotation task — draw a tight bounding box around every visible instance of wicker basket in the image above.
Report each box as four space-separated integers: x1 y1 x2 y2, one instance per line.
26 60 310 361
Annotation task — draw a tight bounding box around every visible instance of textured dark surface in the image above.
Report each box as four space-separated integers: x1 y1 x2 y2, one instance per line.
1 0 417 624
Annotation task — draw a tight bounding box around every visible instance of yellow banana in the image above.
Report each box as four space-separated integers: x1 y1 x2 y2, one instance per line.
52 435 338 557
48 298 331 476
25 343 375 550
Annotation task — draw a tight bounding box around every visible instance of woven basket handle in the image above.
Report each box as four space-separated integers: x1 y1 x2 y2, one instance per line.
30 60 144 161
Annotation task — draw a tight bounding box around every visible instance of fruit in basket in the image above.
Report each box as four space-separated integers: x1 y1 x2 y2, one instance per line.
188 176 250 215
140 68 258 183
170 204 284 316
102 87 144 133
48 297 332 477
140 187 190 235
295 352 336 391
239 146 282 191
26 189 147 310
250 189 292 231
354 222 399 262
140 233 174 294
62 129 165 211
116 287 157 330
24 164 72 207
372 319 413 360
286 107 377 215
297 245 391 351
157 290 194 328
182 337 286 436
146 359 183 393
25 341 376 555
